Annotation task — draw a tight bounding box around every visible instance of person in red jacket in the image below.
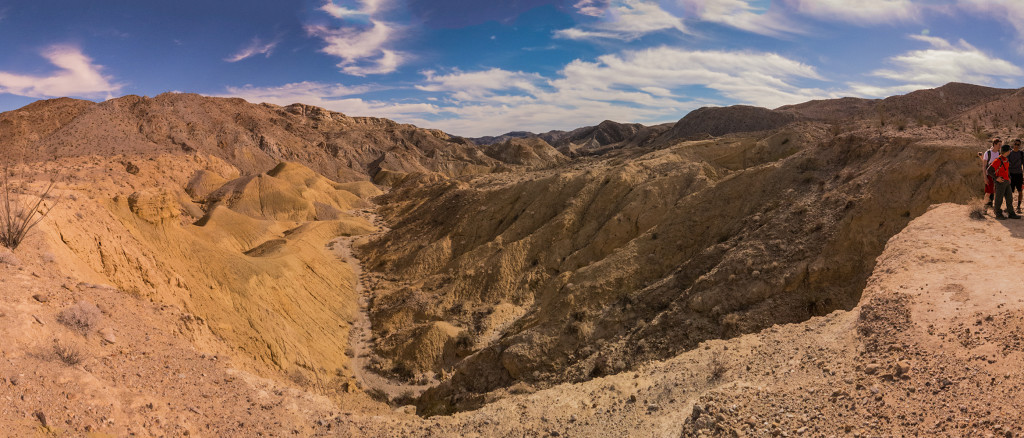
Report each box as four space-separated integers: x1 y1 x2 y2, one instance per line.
988 143 1022 220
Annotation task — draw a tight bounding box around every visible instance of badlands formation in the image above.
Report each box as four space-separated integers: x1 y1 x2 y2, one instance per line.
0 83 1022 436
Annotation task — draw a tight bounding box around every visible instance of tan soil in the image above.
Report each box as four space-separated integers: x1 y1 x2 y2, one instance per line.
3 85 1024 436
330 210 436 400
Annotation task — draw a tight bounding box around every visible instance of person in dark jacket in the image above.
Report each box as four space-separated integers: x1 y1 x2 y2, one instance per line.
1009 139 1024 213
988 144 1022 220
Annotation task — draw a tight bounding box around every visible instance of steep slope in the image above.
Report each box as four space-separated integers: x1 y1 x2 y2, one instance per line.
552 120 644 148
950 87 1024 139
658 105 800 140
776 96 879 121
468 131 546 146
7 202 1024 436
0 154 383 398
0 97 96 160
874 82 1012 126
0 93 501 183
482 137 568 168
357 122 983 414
328 204 1024 436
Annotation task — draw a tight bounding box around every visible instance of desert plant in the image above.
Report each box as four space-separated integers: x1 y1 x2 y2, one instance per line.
708 358 727 382
968 198 987 220
53 340 83 366
57 301 103 335
1 168 61 249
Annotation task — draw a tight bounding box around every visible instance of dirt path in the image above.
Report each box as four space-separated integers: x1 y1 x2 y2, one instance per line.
331 208 435 400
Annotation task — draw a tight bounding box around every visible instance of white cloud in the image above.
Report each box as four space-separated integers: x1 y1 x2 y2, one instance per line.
681 0 803 37
554 28 624 40
221 81 439 120
573 0 610 17
417 68 545 100
551 47 828 107
0 45 122 99
309 0 405 75
785 0 920 24
219 45 831 137
557 0 688 40
225 37 279 62
870 35 1022 87
409 47 832 135
322 0 389 17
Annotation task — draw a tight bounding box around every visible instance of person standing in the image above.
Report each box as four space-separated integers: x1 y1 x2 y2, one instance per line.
983 138 1002 206
1008 139 1024 213
988 143 1021 220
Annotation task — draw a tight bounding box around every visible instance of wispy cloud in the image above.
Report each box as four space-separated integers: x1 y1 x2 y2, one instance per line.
556 0 688 41
573 0 610 17
220 45 831 137
416 68 545 100
0 45 122 98
221 81 439 120
681 0 803 37
308 0 405 76
784 0 920 25
847 35 1023 97
412 47 831 135
225 37 279 62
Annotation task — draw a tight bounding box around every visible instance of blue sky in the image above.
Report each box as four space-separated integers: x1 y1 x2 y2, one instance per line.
2 0 1024 137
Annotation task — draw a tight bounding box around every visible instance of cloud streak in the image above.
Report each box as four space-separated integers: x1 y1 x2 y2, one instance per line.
846 35 1023 97
784 0 920 25
221 81 439 121
681 0 803 37
0 46 122 99
225 37 279 62
221 45 832 136
557 0 688 40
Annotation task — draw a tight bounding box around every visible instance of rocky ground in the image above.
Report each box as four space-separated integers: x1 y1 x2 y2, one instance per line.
4 85 1024 436
5 202 1024 436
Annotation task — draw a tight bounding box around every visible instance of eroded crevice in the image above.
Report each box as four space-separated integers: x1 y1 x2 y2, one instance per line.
354 129 979 416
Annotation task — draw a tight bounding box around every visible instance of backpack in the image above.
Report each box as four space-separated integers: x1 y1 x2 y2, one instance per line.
990 156 1008 176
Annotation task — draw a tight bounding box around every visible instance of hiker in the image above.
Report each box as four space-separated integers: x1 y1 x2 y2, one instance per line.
982 138 1001 206
1010 139 1024 213
988 143 1021 220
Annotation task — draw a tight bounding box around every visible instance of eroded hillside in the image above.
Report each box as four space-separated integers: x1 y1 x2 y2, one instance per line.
1 84 1020 436
359 122 983 414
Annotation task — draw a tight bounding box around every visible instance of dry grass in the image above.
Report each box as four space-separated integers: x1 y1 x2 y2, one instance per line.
968 198 988 220
1 167 61 250
53 340 83 366
57 301 103 335
709 358 728 382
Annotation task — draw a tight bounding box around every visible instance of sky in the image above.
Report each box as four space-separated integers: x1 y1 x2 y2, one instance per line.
2 1 1024 137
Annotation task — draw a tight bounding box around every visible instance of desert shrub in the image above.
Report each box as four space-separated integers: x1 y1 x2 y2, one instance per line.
288 368 312 387
57 301 102 335
1 169 60 250
968 198 987 220
709 358 727 382
53 340 83 366
392 390 417 406
365 388 390 404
